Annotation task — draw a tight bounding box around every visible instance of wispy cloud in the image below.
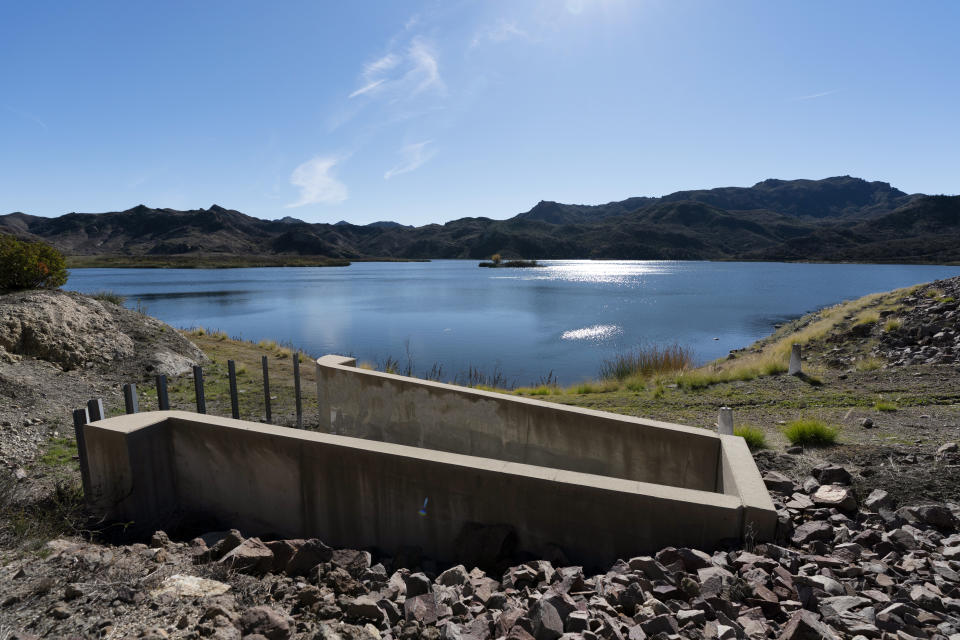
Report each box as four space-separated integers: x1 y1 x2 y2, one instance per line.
384 140 436 179
4 105 48 131
286 156 348 207
348 37 443 101
791 89 840 102
471 20 528 48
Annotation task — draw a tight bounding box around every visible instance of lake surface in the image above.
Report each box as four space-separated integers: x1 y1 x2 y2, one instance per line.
67 261 960 385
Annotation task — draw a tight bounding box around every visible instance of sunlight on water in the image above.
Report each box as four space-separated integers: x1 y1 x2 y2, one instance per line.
532 260 675 285
561 324 622 341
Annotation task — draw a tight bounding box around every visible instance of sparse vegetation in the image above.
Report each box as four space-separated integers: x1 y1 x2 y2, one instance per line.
734 425 768 450
38 437 77 468
874 399 898 412
855 356 885 372
853 310 880 326
884 318 902 332
598 343 694 381
90 290 126 305
782 419 839 446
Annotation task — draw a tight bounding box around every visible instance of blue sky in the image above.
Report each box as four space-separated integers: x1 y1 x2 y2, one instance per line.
2 1 958 225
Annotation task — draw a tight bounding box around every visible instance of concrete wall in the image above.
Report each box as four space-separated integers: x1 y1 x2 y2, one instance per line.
317 356 722 492
83 410 773 568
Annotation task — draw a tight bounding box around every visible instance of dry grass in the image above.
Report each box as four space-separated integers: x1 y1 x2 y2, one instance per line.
855 356 885 372
598 343 694 381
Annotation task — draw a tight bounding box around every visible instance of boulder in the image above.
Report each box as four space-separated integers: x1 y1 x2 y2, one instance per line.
792 521 834 546
863 489 893 511
812 465 852 486
239 606 294 640
404 593 438 625
763 471 796 493
219 537 274 575
780 610 841 640
812 485 857 512
529 600 563 640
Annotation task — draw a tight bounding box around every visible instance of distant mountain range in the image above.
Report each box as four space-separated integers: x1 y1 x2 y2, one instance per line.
3 176 959 263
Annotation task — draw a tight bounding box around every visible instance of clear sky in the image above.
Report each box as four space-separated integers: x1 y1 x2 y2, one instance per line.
2 1 958 225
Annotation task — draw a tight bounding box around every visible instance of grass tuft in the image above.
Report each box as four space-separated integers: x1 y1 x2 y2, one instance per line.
853 310 879 326
599 343 694 381
90 290 126 305
855 356 884 372
874 399 898 412
734 425 767 450
883 318 902 332
782 419 839 446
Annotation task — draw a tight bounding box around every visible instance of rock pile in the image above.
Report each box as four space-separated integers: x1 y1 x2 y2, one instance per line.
0 289 204 376
878 278 960 367
5 460 960 639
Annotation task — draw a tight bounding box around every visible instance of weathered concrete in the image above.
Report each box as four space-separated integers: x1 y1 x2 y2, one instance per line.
83 411 770 567
317 356 721 491
82 356 776 566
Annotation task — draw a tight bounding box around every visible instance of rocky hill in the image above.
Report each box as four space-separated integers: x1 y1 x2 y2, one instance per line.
0 290 204 469
3 176 959 263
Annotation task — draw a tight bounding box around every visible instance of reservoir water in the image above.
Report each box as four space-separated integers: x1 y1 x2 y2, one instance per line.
67 261 960 385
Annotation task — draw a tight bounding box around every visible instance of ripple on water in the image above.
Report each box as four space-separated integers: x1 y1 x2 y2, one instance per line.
561 324 622 341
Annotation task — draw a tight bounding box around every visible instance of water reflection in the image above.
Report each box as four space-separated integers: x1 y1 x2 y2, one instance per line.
67 260 960 385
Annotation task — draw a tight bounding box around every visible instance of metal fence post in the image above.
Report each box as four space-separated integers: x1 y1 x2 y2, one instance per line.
123 383 139 414
87 398 105 422
72 407 92 500
193 365 206 414
228 359 240 419
293 352 303 428
262 355 272 424
155 374 170 410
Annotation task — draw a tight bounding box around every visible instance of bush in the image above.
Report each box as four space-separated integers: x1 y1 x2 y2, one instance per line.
782 419 839 446
734 425 767 450
0 234 68 293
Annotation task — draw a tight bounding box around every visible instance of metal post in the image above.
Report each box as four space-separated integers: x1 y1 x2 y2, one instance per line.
718 406 734 435
87 398 105 422
193 365 206 414
228 359 240 419
155 374 170 410
72 408 92 500
788 343 802 376
262 355 272 424
123 383 139 414
293 351 303 429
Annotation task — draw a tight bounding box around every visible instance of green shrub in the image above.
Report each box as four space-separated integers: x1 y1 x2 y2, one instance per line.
734 425 767 450
874 400 897 412
782 419 839 446
0 234 68 292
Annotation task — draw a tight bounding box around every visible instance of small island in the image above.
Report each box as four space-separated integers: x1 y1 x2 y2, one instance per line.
478 253 541 268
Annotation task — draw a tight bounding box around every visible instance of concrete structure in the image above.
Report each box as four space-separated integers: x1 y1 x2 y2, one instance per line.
788 343 803 375
81 355 776 568
718 407 734 435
